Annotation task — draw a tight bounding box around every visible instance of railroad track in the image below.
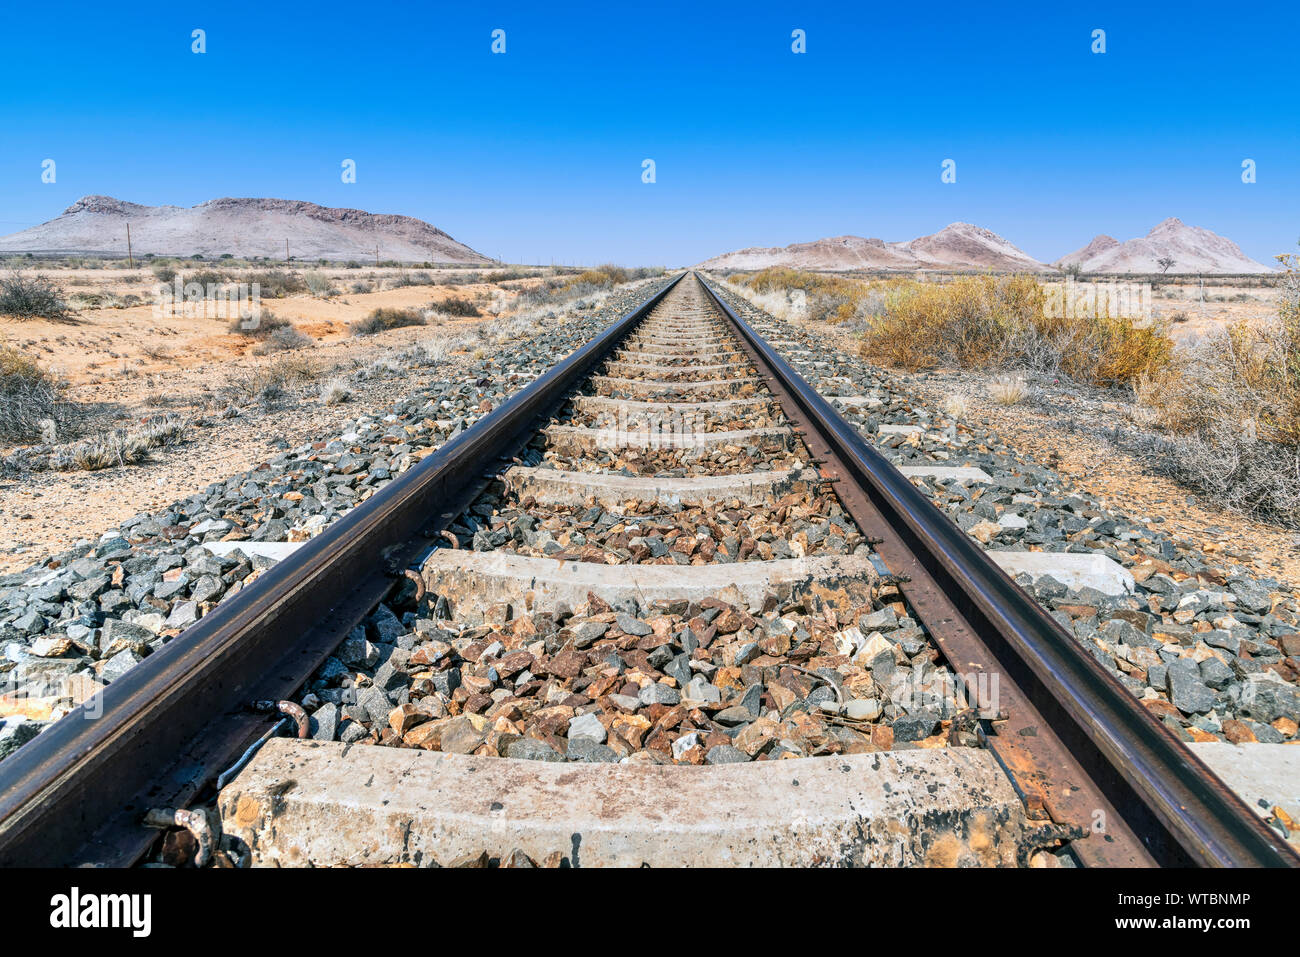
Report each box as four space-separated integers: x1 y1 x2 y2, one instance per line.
0 273 1294 867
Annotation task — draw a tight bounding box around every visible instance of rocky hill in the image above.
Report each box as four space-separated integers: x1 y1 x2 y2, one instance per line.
696 223 1050 272
1054 218 1273 274
0 196 490 264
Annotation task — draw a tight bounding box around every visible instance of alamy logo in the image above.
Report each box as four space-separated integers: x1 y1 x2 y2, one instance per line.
49 887 151 937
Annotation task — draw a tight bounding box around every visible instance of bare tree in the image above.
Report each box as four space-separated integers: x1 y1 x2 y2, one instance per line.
1157 256 1175 274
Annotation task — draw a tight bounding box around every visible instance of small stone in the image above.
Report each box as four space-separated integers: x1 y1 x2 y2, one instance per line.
1220 718 1256 744
893 713 938 742
843 699 882 721
310 703 339 742
713 705 753 727
615 612 652 637
29 636 74 658
439 716 486 754
566 738 618 763
638 682 680 707
705 744 750 764
567 712 606 742
504 738 563 762
99 649 141 683
683 675 721 705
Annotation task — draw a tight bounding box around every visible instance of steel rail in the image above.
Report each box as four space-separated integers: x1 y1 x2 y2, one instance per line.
696 271 1298 868
0 274 684 867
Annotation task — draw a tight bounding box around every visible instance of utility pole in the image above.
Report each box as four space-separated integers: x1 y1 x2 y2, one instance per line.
285 238 290 265
126 223 134 269
375 244 380 267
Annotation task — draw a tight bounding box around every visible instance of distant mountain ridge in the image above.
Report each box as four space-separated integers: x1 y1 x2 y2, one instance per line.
699 219 1275 274
1054 218 1273 274
696 223 1050 272
0 196 490 263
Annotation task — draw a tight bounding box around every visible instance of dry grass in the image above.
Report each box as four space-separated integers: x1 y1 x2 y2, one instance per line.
253 324 313 354
989 374 1030 406
0 271 74 321
53 416 188 471
731 268 888 325
350 307 427 336
848 274 1171 388
564 265 662 289
221 356 319 410
940 392 970 419
436 295 481 317
318 378 353 405
1133 245 1300 525
229 308 292 338
0 346 65 442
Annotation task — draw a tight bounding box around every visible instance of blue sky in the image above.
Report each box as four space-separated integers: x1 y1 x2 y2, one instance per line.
1 1 1296 265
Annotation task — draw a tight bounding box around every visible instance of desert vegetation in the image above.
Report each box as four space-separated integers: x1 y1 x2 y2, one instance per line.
0 346 65 442
731 270 1170 388
726 261 1298 526
1132 244 1300 524
0 270 74 321
350 306 428 336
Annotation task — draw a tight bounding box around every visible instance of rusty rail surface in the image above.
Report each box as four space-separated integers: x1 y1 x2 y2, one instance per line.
0 275 684 867
696 272 1298 868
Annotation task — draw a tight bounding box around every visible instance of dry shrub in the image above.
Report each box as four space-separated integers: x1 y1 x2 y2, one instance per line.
856 274 1171 387
989 374 1029 405
732 268 890 325
253 324 313 353
436 295 481 317
940 393 970 419
319 378 353 405
0 346 64 442
0 271 73 321
53 416 187 472
229 308 292 338
1133 246 1300 525
303 270 335 297
564 265 662 289
350 307 427 336
244 270 307 298
222 356 319 409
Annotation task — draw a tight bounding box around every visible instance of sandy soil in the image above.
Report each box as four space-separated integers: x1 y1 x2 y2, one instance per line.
1149 282 1280 344
0 267 552 572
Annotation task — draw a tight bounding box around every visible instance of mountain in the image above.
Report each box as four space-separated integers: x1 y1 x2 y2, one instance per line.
1054 218 1273 274
696 223 1050 272
0 196 491 264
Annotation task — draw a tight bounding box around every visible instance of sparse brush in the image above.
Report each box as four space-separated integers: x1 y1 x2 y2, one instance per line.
319 378 353 406
222 357 318 409
244 270 307 299
350 307 427 336
1132 247 1300 526
436 295 481 317
185 269 226 291
150 262 177 283
229 308 291 338
253 324 313 354
349 280 373 294
391 271 434 288
940 393 970 419
989 374 1030 406
0 346 66 441
0 270 74 321
303 271 335 297
52 415 187 472
849 273 1171 388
